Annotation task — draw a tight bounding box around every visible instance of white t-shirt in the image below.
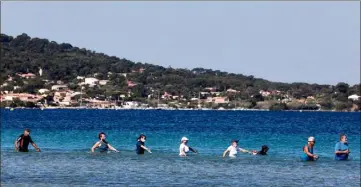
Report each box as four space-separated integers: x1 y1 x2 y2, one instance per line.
179 143 189 156
227 145 239 157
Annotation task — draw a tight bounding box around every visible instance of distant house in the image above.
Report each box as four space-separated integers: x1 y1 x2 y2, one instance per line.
210 92 221 96
226 89 240 93
348 94 360 101
123 101 140 109
206 97 229 104
127 81 137 87
162 92 172 99
56 80 64 85
54 91 75 106
99 80 109 85
17 73 36 79
51 85 68 91
85 99 114 108
2 93 43 102
138 68 145 73
84 78 99 85
260 90 271 97
76 76 85 80
119 73 127 77
38 88 50 94
7 76 13 81
307 96 315 100
204 87 217 92
271 90 281 95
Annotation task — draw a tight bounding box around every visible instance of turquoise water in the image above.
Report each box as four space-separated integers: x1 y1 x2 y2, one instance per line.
1 109 360 186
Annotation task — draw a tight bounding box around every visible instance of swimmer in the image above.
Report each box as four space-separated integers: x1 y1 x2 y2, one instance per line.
136 134 152 154
301 136 318 161
91 132 119 153
250 145 269 155
335 133 350 161
14 128 41 152
223 140 251 158
179 137 198 156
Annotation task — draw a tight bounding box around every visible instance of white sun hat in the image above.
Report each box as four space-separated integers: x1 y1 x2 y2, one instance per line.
181 137 189 142
308 136 315 142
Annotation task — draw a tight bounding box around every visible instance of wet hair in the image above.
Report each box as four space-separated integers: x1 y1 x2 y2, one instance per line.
98 132 106 140
258 145 269 155
339 133 346 140
137 134 146 141
24 128 31 133
231 139 239 143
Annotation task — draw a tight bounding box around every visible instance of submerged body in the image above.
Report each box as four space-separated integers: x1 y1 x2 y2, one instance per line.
136 134 151 155
91 132 119 153
335 134 350 161
179 137 197 156
223 140 250 158
301 137 318 161
14 129 40 152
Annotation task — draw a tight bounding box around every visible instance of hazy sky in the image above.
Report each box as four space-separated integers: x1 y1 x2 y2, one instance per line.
1 2 360 85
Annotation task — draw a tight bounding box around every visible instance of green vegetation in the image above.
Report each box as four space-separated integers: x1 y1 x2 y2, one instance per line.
0 33 360 111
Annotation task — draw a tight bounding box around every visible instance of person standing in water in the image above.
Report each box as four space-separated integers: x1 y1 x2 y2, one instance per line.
334 133 350 161
14 128 41 152
136 134 152 155
91 132 119 153
223 140 250 158
301 136 319 161
251 145 269 155
179 137 198 156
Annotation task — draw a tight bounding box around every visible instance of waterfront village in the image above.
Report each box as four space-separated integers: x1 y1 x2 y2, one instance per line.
0 68 360 111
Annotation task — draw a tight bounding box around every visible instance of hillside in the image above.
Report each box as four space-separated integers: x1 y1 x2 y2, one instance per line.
0 33 360 110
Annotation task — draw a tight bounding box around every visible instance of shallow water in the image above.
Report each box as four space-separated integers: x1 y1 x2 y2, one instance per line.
1 109 360 186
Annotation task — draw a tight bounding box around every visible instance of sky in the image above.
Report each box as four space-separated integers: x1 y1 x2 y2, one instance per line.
1 2 360 85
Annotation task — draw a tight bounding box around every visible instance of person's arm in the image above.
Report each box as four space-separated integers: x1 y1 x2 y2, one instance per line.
107 144 119 152
304 145 318 159
335 143 349 154
239 148 251 153
223 149 229 157
29 137 40 152
14 138 20 151
91 141 101 152
140 145 151 153
189 147 198 154
180 145 186 156
31 143 41 152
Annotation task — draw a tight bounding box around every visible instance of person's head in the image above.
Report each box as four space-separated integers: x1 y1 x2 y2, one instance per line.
308 136 315 146
98 132 106 140
24 128 31 136
138 134 147 142
260 145 269 153
181 137 189 144
231 140 239 147
339 133 347 142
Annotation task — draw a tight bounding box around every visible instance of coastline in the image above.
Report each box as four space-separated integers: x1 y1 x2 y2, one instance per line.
1 107 359 113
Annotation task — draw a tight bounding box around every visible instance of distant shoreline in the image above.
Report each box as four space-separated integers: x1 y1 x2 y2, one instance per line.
1 107 359 113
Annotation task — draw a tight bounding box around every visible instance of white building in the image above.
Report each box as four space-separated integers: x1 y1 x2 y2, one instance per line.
51 85 68 91
76 76 85 80
99 80 109 85
84 78 99 85
38 88 50 94
123 101 140 109
348 94 360 101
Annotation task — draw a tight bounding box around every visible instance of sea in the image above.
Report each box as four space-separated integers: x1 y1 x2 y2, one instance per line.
1 109 360 187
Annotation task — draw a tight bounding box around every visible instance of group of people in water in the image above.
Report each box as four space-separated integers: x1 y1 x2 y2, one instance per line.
14 128 351 161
